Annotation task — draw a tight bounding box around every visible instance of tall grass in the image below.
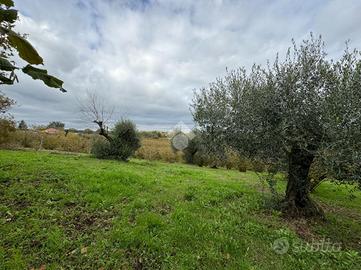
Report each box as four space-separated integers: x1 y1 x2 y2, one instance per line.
1 130 92 153
1 130 260 171
135 138 183 163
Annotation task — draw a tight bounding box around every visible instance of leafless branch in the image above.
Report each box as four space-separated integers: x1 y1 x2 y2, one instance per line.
78 91 114 142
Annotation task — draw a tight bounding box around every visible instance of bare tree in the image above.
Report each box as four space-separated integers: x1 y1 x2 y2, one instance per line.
79 91 114 142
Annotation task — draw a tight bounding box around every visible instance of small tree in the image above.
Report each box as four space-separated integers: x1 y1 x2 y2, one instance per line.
192 34 361 218
91 119 140 161
0 91 15 144
18 119 27 130
47 121 65 129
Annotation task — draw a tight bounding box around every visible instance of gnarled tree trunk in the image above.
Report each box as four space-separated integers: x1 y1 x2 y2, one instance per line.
94 120 112 142
283 147 324 218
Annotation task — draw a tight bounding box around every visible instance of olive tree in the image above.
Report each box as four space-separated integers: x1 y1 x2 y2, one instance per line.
192 35 361 217
91 119 140 161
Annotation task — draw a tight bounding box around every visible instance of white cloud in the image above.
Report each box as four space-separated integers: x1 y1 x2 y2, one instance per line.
3 0 361 130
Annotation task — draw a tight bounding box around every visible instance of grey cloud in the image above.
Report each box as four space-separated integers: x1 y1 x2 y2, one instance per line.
2 0 361 130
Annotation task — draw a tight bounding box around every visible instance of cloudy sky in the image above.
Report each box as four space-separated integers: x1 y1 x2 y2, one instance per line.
3 0 361 130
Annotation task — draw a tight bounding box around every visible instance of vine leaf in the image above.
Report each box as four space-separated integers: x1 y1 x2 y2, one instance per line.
7 30 44 65
0 74 14 84
0 56 17 71
22 65 66 92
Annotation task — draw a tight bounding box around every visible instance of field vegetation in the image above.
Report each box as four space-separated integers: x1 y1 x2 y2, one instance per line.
0 150 360 269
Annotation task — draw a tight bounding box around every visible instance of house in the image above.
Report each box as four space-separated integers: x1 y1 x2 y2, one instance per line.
44 128 59 134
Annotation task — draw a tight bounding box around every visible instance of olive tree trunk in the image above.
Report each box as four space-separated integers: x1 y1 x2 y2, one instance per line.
284 147 324 218
94 120 112 142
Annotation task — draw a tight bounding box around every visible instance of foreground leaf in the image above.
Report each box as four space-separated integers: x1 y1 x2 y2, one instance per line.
0 56 17 71
22 65 66 92
7 30 43 65
0 74 13 84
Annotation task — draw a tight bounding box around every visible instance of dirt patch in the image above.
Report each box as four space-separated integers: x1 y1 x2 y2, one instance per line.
284 218 319 240
0 196 32 211
125 248 164 270
318 201 361 220
61 205 116 236
12 198 32 210
153 202 172 215
126 249 144 270
0 177 21 187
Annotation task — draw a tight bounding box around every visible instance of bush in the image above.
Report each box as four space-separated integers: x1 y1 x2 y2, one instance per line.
91 137 112 158
0 118 16 145
237 159 248 172
91 120 140 161
182 134 209 165
193 151 208 167
183 136 199 164
252 160 266 172
139 130 165 139
60 133 91 153
135 137 183 163
225 150 240 169
42 135 59 150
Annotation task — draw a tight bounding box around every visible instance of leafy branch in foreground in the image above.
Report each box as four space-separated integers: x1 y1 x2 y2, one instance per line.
0 0 66 92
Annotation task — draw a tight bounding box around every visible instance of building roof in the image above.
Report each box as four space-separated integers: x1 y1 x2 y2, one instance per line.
44 128 59 134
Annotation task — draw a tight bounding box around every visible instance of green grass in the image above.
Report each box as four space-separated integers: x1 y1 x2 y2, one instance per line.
0 150 360 269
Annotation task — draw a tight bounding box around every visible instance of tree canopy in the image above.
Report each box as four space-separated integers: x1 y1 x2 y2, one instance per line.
47 121 65 129
192 34 361 217
18 119 27 129
0 90 14 113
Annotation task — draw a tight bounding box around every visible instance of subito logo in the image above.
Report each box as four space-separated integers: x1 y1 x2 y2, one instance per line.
272 238 290 255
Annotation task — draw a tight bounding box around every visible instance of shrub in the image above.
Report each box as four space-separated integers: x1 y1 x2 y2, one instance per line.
225 150 240 169
252 160 266 172
91 120 140 161
60 133 91 153
139 130 165 139
22 131 42 148
182 134 210 166
183 136 199 164
193 151 207 167
134 138 183 162
42 134 59 150
0 118 16 145
91 136 112 158
237 160 248 172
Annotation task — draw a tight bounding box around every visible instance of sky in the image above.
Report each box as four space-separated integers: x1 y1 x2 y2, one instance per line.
2 0 361 131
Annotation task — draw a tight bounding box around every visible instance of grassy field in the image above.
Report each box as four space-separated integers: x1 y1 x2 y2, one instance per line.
0 150 360 269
